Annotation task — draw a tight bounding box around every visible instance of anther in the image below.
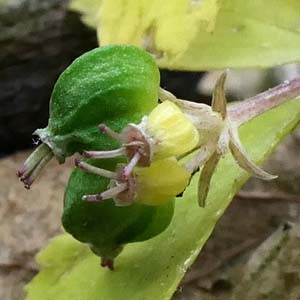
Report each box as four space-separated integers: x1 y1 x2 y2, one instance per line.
21 177 33 189
17 164 27 178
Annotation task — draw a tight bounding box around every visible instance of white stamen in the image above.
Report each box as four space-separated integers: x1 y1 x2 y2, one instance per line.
75 160 118 179
83 148 125 158
123 152 141 178
98 124 121 140
122 141 144 147
82 184 128 202
82 194 102 202
100 183 128 200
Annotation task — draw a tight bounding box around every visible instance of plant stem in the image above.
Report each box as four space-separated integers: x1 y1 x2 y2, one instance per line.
236 191 300 202
228 77 300 126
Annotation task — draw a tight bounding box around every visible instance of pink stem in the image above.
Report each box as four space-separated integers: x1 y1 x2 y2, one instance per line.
229 77 300 125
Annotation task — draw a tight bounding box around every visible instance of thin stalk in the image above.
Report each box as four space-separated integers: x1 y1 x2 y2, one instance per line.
122 152 141 178
161 78 300 127
228 78 300 126
98 124 121 140
83 148 125 159
75 159 118 179
83 183 128 202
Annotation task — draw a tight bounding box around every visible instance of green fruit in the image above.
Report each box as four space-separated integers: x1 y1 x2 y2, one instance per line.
63 159 174 269
37 45 159 159
18 44 172 269
18 45 159 188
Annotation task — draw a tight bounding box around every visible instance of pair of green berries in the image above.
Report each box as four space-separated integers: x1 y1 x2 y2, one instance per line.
18 45 275 269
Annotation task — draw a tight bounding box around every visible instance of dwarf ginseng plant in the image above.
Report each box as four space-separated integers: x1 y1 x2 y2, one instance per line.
17 46 300 270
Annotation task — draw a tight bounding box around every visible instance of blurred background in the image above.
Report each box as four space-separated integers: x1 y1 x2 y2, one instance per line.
1 1 300 299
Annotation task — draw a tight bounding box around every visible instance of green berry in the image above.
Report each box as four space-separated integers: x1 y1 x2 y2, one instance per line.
63 159 174 269
18 45 159 187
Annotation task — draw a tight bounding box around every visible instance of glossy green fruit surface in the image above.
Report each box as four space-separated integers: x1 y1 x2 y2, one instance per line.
36 45 160 161
58 45 174 267
63 159 174 265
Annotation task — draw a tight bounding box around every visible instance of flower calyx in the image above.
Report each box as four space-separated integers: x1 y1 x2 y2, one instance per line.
160 72 277 207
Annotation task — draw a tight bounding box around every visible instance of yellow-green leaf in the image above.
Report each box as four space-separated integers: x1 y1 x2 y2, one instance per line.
70 0 103 28
25 99 300 300
70 0 300 70
159 0 300 70
70 0 220 61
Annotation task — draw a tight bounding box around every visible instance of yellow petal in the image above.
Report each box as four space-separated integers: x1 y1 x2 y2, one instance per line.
147 101 199 160
134 157 190 206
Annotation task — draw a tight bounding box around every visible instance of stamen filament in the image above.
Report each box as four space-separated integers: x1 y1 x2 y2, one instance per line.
122 152 141 178
98 124 121 140
82 183 128 202
122 141 144 147
75 159 118 179
82 194 102 202
100 183 128 200
83 148 125 158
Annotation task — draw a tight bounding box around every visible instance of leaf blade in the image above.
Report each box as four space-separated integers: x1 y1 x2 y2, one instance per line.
70 0 300 70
